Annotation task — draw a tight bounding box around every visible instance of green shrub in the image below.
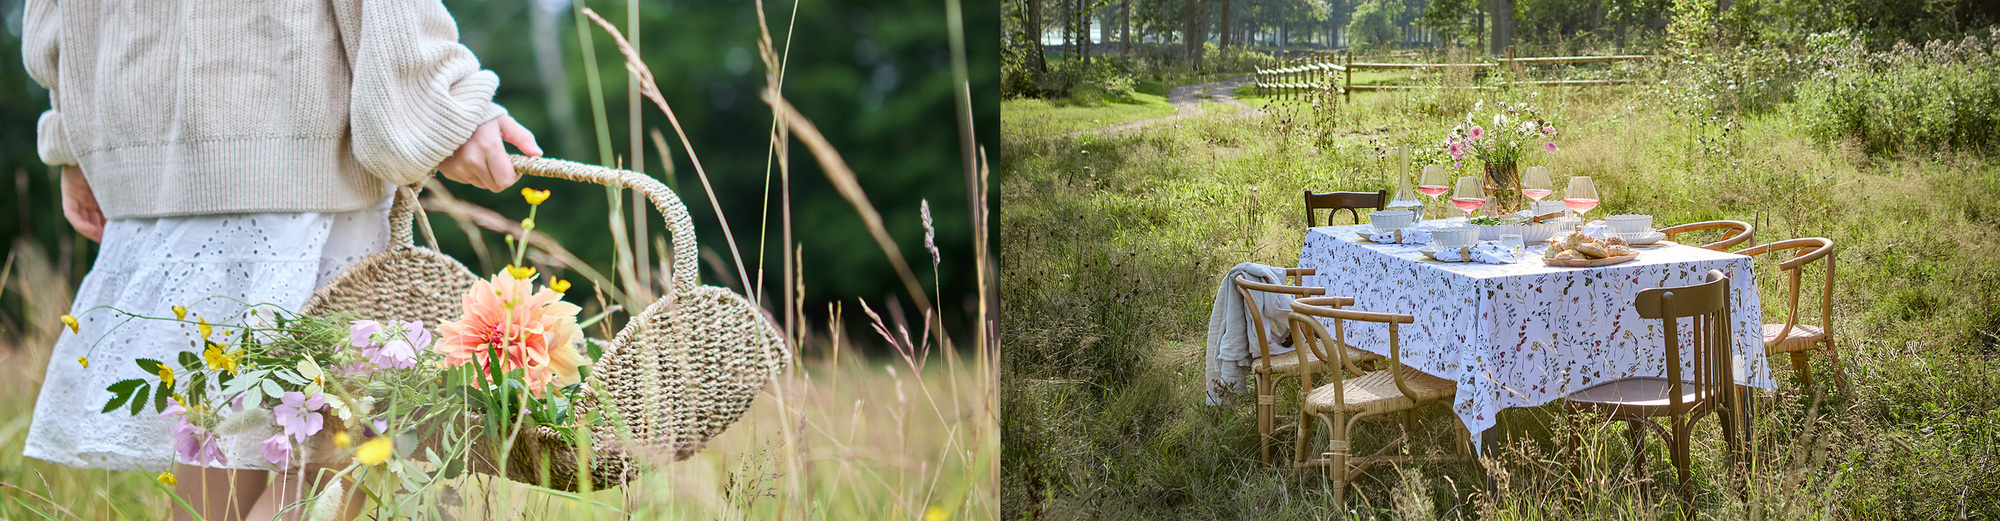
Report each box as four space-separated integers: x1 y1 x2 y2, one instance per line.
1796 28 2000 155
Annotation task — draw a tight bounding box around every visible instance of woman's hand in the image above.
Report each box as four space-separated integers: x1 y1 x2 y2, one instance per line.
438 114 543 192
60 165 104 242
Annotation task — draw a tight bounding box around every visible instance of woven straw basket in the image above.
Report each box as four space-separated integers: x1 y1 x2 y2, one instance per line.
300 155 789 491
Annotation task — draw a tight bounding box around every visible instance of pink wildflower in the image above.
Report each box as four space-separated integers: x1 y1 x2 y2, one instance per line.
260 433 292 469
1544 141 1559 153
272 391 326 443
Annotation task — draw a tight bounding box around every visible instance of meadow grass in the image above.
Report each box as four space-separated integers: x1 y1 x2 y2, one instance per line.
1001 72 2000 518
999 93 1177 136
0 329 992 519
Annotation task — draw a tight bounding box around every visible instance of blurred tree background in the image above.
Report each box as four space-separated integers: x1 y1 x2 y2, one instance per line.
0 0 996 352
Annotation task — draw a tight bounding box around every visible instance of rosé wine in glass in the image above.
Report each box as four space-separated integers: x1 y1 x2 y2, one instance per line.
1451 197 1486 212
1563 198 1599 213
1521 188 1554 200
1417 185 1450 197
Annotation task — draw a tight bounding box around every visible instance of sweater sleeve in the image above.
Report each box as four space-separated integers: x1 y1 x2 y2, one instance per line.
335 0 508 186
24 0 75 166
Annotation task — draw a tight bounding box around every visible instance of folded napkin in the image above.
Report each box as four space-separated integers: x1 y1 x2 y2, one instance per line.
1368 226 1433 245
1430 241 1517 264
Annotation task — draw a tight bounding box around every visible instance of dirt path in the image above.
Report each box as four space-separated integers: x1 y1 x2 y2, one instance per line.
1073 75 1262 136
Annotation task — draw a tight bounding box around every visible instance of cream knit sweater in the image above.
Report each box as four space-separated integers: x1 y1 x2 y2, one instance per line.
25 0 507 219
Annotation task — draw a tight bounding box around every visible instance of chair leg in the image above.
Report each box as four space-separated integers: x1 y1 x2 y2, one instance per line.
1258 378 1274 467
1295 408 1315 468
1626 419 1648 484
1790 351 1816 392
1670 416 1694 509
1330 412 1351 512
1825 340 1852 398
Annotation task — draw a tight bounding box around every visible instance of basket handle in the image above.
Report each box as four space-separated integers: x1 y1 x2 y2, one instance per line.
506 155 699 291
382 157 699 291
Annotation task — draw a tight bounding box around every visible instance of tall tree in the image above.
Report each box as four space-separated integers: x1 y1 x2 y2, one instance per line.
1488 0 1511 55
1122 0 1133 53
1029 0 1047 72
1220 0 1233 48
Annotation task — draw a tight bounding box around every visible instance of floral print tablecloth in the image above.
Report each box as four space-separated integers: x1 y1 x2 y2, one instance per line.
1298 222 1774 450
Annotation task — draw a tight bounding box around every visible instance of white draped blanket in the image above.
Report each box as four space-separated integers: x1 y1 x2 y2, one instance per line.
1204 263 1296 406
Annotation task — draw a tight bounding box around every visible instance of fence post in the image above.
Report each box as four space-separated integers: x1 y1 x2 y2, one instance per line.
1505 45 1517 90
1343 50 1352 104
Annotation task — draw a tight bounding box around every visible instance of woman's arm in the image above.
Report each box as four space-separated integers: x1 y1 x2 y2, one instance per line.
334 0 538 190
24 0 75 167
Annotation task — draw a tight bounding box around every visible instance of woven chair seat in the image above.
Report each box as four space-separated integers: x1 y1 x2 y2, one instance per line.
1253 344 1380 375
1565 376 1712 419
1304 366 1454 415
1761 323 1827 353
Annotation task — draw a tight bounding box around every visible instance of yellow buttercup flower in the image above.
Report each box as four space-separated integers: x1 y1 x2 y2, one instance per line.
332 431 353 449
521 187 551 206
202 344 241 375
158 366 175 386
521 217 536 231
925 506 950 521
504 265 537 280
172 305 188 321
157 472 177 486
197 317 212 340
77 357 88 368
60 314 78 334
549 278 571 293
354 436 394 465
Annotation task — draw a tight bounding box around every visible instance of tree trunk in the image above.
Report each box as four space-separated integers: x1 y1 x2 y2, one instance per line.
1122 0 1131 53
1220 0 1232 48
1489 0 1512 57
1183 0 1208 69
1028 0 1047 72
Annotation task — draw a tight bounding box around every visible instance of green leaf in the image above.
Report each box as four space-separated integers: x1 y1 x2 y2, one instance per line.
129 383 151 416
153 380 171 413
272 370 308 386
260 379 284 398
179 351 202 371
218 370 263 396
103 379 145 413
585 340 604 361
134 358 165 375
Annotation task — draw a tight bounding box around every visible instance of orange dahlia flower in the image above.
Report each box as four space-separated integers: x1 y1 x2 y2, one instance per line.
435 272 588 396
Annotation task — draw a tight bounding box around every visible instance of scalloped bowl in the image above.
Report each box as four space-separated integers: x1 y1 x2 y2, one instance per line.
1476 221 1561 244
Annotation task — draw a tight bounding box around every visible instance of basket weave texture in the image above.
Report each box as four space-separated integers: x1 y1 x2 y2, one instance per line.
299 156 788 491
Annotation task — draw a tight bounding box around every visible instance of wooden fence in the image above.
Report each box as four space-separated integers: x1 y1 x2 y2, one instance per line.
1254 46 1655 103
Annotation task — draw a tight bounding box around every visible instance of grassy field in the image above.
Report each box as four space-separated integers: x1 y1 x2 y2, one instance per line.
999 93 1178 136
1001 69 2000 518
0 324 994 519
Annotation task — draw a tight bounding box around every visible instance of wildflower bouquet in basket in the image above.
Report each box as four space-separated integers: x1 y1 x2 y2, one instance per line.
69 187 607 513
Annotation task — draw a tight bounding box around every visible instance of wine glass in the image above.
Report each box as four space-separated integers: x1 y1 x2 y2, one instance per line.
1451 176 1486 222
1418 165 1450 221
1564 176 1601 223
1521 166 1554 202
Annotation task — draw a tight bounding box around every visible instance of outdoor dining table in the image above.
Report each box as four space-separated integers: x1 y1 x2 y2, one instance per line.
1297 221 1776 451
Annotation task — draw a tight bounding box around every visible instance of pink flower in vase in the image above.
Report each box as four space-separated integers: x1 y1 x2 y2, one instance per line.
1542 125 1557 136
1544 141 1559 153
1468 125 1485 140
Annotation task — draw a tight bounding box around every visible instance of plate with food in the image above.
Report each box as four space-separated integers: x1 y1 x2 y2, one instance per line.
1543 232 1640 267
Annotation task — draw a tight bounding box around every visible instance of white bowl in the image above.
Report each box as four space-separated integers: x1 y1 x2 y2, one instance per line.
1476 221 1562 244
1605 214 1653 234
1432 226 1480 248
1368 210 1416 231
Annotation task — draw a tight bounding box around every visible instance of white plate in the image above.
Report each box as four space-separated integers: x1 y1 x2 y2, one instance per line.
1614 231 1667 246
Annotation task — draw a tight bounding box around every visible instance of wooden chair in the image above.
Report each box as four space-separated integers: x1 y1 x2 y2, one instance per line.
1305 190 1387 227
1288 297 1465 509
1235 270 1383 467
1659 220 1755 251
1737 237 1845 396
1564 270 1744 507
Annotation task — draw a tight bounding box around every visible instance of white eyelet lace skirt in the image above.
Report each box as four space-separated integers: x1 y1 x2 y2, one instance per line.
23 197 391 471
